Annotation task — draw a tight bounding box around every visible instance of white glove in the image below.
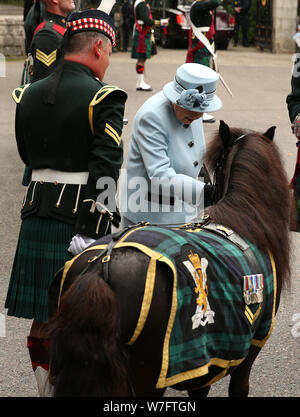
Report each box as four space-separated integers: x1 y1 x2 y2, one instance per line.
68 234 96 256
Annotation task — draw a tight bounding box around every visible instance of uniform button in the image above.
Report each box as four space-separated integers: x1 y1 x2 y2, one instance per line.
193 161 199 167
188 141 194 147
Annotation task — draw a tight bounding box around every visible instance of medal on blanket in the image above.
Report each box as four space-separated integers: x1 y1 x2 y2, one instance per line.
243 274 264 305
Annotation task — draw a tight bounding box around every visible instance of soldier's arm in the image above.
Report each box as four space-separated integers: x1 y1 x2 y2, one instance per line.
31 28 62 82
75 87 127 239
135 110 205 206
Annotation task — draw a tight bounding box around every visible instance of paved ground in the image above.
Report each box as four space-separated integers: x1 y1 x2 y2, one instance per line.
0 35 300 399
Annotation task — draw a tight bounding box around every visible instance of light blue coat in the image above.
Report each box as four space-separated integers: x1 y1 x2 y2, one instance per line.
119 91 206 225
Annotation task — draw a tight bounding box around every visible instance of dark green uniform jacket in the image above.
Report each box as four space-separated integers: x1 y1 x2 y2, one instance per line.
30 12 66 82
287 50 300 123
12 61 127 239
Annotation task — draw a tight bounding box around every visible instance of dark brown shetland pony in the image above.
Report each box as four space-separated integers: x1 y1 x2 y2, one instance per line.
45 121 291 397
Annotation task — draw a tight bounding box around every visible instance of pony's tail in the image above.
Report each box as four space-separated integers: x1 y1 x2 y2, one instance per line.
45 270 131 397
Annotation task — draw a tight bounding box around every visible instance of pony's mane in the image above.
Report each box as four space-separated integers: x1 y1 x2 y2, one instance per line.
205 127 291 291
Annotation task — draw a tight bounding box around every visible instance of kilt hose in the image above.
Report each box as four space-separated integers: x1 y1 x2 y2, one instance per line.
5 217 75 322
131 30 152 60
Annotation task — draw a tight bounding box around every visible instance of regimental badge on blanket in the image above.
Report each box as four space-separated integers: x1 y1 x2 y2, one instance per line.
243 274 264 305
182 251 215 329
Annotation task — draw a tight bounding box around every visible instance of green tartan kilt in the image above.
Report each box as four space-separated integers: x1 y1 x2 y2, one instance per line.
131 29 152 60
191 49 211 67
5 217 75 322
190 37 212 67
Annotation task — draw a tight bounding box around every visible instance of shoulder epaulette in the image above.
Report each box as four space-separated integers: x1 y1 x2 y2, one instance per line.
90 85 126 107
12 84 30 104
33 21 66 38
89 85 126 136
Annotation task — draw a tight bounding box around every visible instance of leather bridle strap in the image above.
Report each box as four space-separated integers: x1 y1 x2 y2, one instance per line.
213 133 248 204
201 221 262 273
83 221 150 282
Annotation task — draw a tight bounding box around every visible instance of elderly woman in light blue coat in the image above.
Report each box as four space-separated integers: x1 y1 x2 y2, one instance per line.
119 63 222 226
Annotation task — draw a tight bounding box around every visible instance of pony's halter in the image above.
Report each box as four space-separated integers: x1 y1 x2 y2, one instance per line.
212 133 248 204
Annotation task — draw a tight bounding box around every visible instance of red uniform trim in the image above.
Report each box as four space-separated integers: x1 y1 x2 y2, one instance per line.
53 23 66 36
33 21 66 38
33 21 46 37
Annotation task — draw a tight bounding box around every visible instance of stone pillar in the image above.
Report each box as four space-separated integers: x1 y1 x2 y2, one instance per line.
272 0 298 53
0 16 25 56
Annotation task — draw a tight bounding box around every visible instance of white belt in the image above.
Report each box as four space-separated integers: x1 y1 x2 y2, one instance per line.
31 169 89 185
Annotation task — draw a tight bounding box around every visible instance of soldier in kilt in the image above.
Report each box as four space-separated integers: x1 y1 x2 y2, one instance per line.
5 6 127 395
287 49 300 232
132 0 154 91
186 0 221 123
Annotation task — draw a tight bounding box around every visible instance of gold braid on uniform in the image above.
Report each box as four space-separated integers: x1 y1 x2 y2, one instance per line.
88 85 126 143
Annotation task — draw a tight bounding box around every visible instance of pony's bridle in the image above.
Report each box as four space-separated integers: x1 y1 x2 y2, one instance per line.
212 134 248 204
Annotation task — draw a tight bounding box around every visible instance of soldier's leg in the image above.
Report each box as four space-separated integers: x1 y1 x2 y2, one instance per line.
233 13 240 46
27 320 52 396
241 13 249 46
136 59 152 91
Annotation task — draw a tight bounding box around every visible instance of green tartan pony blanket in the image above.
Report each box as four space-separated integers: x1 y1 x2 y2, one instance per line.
60 223 276 389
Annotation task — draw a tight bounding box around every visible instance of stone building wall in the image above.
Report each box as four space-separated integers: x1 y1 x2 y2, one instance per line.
0 15 25 56
272 0 298 53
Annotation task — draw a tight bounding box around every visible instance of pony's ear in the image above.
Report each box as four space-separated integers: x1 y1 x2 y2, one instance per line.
263 126 276 141
219 120 231 147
